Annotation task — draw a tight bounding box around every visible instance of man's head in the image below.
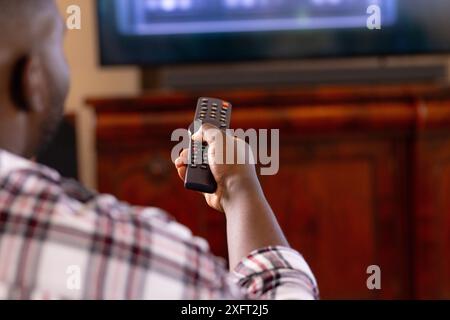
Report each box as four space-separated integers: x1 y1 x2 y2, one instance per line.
0 0 69 158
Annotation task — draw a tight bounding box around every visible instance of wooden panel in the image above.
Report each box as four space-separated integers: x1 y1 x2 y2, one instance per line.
260 136 410 299
414 132 450 299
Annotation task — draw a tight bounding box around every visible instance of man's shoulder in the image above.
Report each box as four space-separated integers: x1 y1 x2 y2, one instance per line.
0 149 166 220
0 150 61 207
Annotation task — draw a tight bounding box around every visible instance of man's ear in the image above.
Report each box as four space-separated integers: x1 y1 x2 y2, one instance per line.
10 55 46 113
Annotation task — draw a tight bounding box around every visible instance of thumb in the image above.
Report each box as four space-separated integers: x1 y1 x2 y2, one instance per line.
192 124 223 145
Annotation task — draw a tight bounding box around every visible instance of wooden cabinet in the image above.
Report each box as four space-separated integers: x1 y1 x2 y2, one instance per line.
87 84 450 299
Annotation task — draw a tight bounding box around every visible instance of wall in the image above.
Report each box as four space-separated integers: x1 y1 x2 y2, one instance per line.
57 0 140 188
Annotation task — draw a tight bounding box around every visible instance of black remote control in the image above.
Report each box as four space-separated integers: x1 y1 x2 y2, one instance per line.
184 97 233 194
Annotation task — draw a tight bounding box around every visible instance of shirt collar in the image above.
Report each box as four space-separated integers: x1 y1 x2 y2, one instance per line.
0 149 35 176
0 149 96 203
0 149 59 181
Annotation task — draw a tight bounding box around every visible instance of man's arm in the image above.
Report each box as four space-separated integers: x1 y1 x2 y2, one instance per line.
176 124 288 268
221 176 289 270
175 124 318 300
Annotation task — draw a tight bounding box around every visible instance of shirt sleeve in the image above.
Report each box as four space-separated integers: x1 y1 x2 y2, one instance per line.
232 246 319 300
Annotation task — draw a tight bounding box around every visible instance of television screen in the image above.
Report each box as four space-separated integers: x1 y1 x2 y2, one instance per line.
97 0 450 65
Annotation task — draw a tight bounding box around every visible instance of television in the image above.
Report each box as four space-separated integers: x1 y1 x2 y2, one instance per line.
97 0 450 66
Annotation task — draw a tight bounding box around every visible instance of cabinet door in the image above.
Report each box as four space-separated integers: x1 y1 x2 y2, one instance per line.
96 131 410 299
259 135 410 299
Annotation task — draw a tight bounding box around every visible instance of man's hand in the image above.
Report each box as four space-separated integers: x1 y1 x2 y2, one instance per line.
175 124 259 213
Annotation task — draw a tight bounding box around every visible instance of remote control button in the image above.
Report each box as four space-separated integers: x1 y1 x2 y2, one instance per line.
201 165 208 169
223 102 230 108
190 164 197 168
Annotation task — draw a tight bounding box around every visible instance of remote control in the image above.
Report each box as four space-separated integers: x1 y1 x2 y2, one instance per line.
184 97 233 193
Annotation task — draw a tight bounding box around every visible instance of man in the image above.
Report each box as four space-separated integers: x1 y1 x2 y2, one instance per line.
0 0 318 299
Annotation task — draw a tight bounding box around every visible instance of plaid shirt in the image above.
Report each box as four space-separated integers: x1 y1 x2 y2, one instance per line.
0 149 318 300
